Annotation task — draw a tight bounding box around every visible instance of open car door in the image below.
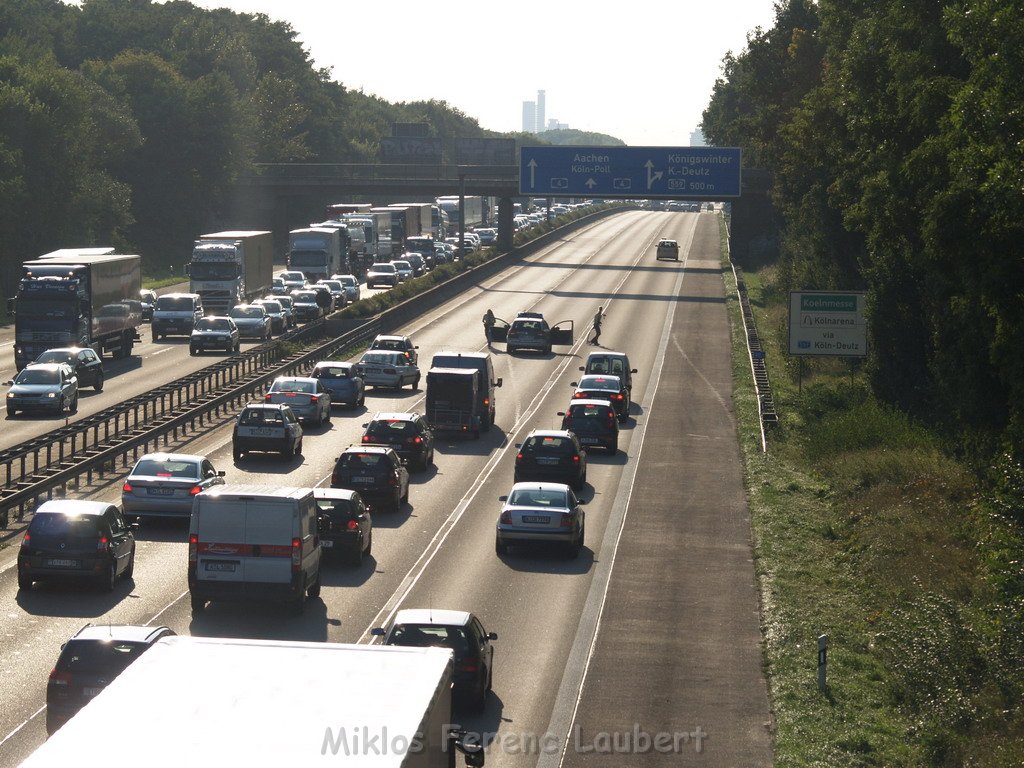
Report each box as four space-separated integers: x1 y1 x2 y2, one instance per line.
551 320 574 346
490 318 510 343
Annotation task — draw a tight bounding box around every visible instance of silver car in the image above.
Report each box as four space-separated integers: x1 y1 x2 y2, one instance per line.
332 274 361 303
355 350 420 390
366 263 398 288
495 482 586 558
275 294 297 327
229 304 272 340
253 298 287 334
391 260 414 282
264 376 332 425
6 363 78 416
121 453 225 522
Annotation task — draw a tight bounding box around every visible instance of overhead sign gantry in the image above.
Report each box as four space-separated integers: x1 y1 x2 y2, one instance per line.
519 145 742 199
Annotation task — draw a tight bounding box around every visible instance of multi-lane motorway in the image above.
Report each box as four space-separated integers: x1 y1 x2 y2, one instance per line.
0 210 772 767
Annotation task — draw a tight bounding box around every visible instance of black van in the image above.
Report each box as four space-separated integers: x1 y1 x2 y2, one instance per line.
429 351 502 431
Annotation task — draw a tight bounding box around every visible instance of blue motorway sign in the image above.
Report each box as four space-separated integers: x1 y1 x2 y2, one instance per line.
519 145 742 199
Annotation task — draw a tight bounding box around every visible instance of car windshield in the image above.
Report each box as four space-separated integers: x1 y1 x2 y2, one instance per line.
313 366 351 379
259 301 282 313
270 379 315 394
131 459 199 479
16 368 60 385
370 264 395 273
508 488 568 507
338 277 356 286
34 351 75 365
239 408 284 425
59 640 149 675
281 272 304 282
195 318 230 331
230 306 263 319
361 352 400 365
388 624 469 656
393 261 411 269
293 292 317 303
155 296 194 311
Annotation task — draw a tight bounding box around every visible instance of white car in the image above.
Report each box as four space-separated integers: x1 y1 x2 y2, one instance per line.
264 376 332 425
366 263 398 288
279 270 306 292
495 482 585 558
356 350 420 390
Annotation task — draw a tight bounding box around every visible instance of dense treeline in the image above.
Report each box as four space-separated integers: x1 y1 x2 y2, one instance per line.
702 0 1024 456
0 0 524 292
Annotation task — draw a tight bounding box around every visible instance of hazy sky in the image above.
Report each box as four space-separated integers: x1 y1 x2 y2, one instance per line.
184 0 779 147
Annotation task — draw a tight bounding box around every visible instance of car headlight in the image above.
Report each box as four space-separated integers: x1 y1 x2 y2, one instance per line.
47 392 57 398
6 392 14 399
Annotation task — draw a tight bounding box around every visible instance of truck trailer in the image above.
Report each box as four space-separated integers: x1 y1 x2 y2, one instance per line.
20 636 484 768
426 367 483 438
345 211 394 265
325 202 373 219
435 196 485 230
390 203 432 240
188 230 273 315
288 227 344 282
12 249 142 370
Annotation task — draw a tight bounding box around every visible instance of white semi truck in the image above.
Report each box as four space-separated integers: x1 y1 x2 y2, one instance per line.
188 230 273 315
21 636 484 768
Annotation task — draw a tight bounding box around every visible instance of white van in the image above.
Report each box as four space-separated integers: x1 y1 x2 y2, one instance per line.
188 486 321 615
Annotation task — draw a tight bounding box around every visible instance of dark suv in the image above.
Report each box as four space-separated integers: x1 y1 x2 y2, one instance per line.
514 429 587 490
331 445 410 512
18 500 136 592
559 399 620 454
373 608 497 712
361 412 434 471
46 624 174 734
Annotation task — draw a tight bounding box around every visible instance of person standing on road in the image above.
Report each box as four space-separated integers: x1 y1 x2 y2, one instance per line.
590 306 606 345
483 309 496 346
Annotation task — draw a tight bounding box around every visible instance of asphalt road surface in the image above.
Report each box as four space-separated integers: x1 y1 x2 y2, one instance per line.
0 211 772 767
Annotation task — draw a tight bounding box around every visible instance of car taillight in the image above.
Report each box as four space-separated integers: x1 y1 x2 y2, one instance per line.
572 454 580 463
483 398 490 407
460 659 479 673
409 436 422 444
613 393 623 400
362 435 371 443
48 670 72 687
188 533 198 563
389 474 398 486
560 514 573 528
21 532 30 548
516 452 523 460
190 485 203 496
346 520 359 531
291 537 302 571
264 393 272 401
574 392 586 398
96 536 109 552
122 482 133 493
500 511 511 524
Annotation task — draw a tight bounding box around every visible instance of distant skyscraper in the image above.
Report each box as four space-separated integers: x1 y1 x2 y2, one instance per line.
522 101 536 133
547 119 568 131
536 90 546 133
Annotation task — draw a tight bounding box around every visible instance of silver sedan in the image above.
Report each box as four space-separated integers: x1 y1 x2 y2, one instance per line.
264 376 332 425
495 482 586 558
121 453 225 522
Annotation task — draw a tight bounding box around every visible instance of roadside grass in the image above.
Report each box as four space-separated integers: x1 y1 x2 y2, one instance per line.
142 275 184 290
720 219 1024 766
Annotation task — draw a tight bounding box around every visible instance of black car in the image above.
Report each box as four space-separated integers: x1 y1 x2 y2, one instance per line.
559 399 620 454
46 624 174 734
373 608 496 712
330 445 409 513
18 500 136 592
361 411 434 471
570 374 630 422
514 429 587 490
139 289 157 321
31 347 104 391
314 488 373 566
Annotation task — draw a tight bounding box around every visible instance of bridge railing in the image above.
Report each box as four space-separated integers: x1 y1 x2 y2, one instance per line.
250 163 519 181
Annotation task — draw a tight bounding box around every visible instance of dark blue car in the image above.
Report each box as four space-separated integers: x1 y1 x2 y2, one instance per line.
309 360 365 409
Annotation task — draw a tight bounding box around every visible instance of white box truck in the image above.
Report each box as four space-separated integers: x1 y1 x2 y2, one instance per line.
288 226 344 282
188 230 273 315
19 636 485 767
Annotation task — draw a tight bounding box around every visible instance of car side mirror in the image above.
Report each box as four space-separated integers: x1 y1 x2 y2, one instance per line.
557 412 566 417
514 443 522 449
570 381 578 387
498 495 508 502
370 627 385 637
495 378 503 387
217 471 226 477
631 368 638 373
577 498 587 505
5 380 12 386
487 632 498 640
579 366 585 371
361 423 369 428
414 345 419 349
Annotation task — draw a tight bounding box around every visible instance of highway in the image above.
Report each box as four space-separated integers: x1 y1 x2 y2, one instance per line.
0 210 772 767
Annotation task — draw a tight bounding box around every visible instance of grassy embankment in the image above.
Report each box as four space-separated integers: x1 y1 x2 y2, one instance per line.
720 218 1024 766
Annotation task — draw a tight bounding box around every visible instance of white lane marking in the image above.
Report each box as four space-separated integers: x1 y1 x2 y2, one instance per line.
149 347 172 356
536 220 693 768
0 705 46 750
356 218 685 644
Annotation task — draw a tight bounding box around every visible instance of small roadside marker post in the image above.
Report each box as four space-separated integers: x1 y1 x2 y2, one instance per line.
818 634 829 692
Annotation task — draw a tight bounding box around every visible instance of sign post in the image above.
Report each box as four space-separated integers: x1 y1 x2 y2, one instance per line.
789 291 868 358
818 634 829 692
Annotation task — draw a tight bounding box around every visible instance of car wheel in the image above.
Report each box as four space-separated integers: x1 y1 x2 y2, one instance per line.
348 539 363 567
400 483 409 504
190 346 198 356
190 594 205 614
70 394 78 413
94 372 104 392
295 438 303 456
358 392 365 407
411 375 420 390
99 560 117 592
7 408 16 417
365 530 372 557
545 346 552 355
284 440 295 459
124 548 135 580
323 407 331 423
495 536 508 556
573 473 585 491
17 571 31 591
611 439 618 455
307 572 321 598
473 684 487 713
233 445 244 461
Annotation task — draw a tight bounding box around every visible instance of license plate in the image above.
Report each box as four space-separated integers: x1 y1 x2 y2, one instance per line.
580 437 598 444
46 558 78 568
537 457 559 465
240 427 280 438
522 515 550 524
320 540 333 548
352 476 374 484
364 367 382 374
83 687 103 698
204 561 236 572
148 487 175 496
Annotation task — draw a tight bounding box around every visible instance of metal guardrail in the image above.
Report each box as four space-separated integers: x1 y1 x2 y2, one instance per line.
732 265 778 448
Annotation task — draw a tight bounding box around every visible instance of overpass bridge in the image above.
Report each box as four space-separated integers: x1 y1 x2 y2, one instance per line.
228 163 773 263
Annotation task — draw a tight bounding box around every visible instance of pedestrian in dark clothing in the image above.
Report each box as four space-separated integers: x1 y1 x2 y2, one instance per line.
590 306 606 345
483 309 496 346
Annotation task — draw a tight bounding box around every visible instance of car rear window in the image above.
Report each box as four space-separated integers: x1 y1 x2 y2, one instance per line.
367 420 414 437
28 513 100 536
313 366 351 379
230 306 264 318
57 640 149 675
580 377 619 391
508 488 568 507
523 436 572 454
337 452 389 470
361 352 401 365
270 379 315 394
132 459 199 479
569 404 614 419
34 351 74 365
316 498 353 516
239 408 284 425
388 625 469 657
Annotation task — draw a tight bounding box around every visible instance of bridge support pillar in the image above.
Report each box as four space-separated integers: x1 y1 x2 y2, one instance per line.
497 197 514 251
